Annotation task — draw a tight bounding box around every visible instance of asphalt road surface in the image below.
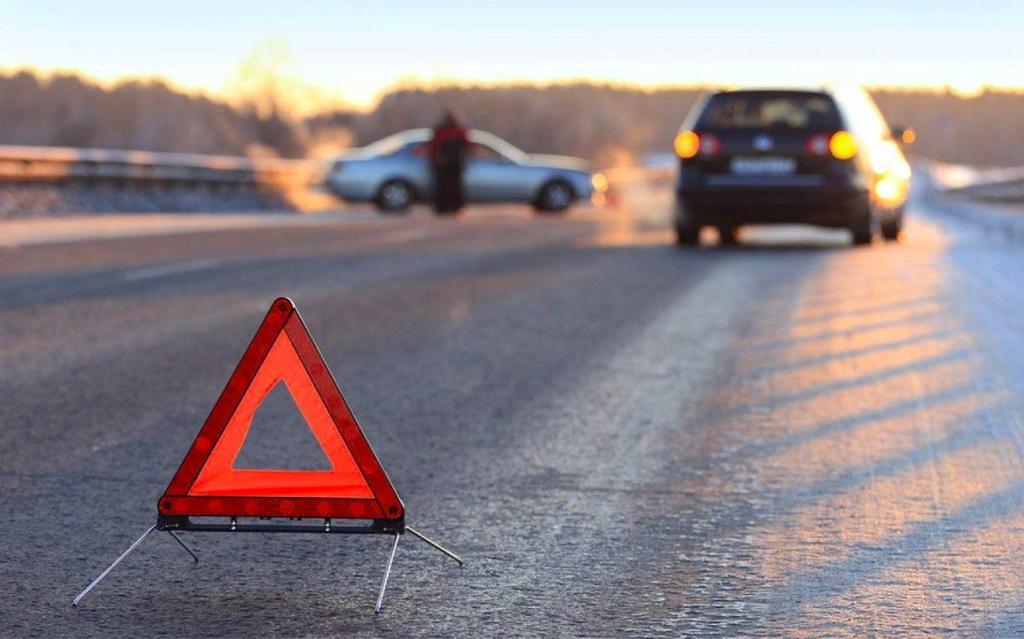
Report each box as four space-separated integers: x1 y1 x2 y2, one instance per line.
3 181 1024 637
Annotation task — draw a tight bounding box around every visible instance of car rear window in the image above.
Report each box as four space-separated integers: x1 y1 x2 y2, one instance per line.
697 92 841 130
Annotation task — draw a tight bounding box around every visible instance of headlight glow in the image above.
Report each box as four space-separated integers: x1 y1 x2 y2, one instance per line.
874 176 902 203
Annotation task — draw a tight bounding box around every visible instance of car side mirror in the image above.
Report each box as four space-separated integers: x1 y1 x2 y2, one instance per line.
890 126 915 145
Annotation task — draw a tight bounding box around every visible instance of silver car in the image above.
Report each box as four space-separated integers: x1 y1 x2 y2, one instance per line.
326 129 602 214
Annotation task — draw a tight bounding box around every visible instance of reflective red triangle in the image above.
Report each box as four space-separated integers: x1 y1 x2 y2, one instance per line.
159 298 404 522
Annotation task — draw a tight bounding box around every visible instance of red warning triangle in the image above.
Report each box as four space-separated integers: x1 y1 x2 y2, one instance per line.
159 298 404 522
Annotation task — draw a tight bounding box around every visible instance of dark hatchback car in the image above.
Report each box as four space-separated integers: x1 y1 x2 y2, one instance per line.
673 86 911 246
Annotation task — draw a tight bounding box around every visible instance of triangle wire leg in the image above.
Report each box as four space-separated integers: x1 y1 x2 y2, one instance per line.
374 532 401 614
166 530 199 563
405 526 464 566
72 525 157 607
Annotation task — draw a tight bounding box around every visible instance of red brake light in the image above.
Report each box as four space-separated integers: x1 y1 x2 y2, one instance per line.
699 133 721 156
675 131 721 158
806 134 830 156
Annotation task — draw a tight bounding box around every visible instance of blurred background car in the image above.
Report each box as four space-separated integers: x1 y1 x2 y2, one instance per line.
326 129 602 214
673 86 912 246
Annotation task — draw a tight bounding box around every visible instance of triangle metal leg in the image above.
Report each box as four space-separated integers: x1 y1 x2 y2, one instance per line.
73 523 455 613
167 530 199 563
72 525 157 607
406 526 463 566
374 532 401 614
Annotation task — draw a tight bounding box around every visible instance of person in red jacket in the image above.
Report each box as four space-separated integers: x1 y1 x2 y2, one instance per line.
428 109 469 214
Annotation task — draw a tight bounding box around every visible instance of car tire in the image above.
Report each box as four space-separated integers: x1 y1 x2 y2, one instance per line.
534 180 574 213
848 201 876 246
376 180 414 213
675 222 700 246
881 209 903 241
718 226 740 246
674 199 700 246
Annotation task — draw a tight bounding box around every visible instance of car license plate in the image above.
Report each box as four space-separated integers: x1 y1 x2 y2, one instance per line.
730 156 797 175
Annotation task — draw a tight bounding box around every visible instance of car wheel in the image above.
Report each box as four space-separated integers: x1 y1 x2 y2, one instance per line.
376 180 414 213
675 222 699 246
880 210 903 241
718 226 740 246
534 180 574 213
848 201 876 246
674 199 700 246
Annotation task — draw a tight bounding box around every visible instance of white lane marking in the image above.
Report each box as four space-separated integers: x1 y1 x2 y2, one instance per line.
380 228 432 244
122 259 219 282
0 211 380 248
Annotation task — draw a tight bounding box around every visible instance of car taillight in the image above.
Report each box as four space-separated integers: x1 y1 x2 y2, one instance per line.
806 134 830 156
699 133 721 156
674 130 720 159
828 131 858 160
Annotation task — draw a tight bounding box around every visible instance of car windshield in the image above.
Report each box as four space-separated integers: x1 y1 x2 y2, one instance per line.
697 92 841 130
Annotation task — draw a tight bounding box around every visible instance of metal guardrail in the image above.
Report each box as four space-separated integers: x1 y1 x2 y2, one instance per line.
945 178 1024 203
0 145 328 188
0 143 679 192
934 164 1024 204
2 145 1018 204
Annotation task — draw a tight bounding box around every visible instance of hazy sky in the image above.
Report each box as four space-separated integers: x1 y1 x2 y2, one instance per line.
2 1 1021 108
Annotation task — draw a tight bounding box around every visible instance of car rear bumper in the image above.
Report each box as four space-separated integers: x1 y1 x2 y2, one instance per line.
676 175 869 228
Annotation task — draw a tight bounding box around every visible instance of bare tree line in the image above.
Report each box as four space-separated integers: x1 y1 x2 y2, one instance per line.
332 84 706 167
870 88 1024 167
342 84 1024 167
2 70 1022 167
0 70 304 157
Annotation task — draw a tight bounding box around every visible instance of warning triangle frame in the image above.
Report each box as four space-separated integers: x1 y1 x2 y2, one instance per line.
158 297 404 525
73 297 462 613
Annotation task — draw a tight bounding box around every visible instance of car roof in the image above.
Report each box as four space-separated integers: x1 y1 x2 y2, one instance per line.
386 128 515 144
394 128 431 143
358 128 529 162
711 86 832 97
709 83 871 99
